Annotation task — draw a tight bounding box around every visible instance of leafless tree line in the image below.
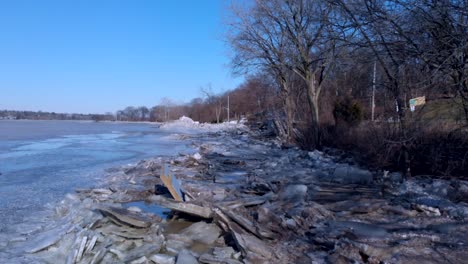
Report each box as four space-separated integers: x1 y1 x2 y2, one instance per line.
226 0 467 149
115 75 279 123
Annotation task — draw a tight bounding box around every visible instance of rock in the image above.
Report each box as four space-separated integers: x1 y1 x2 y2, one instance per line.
332 165 373 184
256 205 272 224
388 172 403 183
279 184 308 204
166 237 192 255
180 222 221 245
130 256 149 264
97 206 152 228
193 153 202 160
150 254 176 264
176 249 199 264
123 243 163 263
212 247 236 259
127 206 143 213
283 218 297 229
308 150 323 161
328 221 388 239
199 253 243 264
414 204 441 216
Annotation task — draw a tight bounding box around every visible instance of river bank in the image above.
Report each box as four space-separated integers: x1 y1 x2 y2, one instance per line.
3 118 468 263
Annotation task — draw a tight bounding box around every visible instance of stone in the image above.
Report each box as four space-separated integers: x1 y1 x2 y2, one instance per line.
130 256 149 264
150 254 176 264
166 238 191 255
279 184 308 204
213 247 236 259
332 165 373 184
176 249 198 264
180 222 221 245
198 253 243 264
193 153 202 160
123 243 163 263
389 172 403 183
328 221 388 239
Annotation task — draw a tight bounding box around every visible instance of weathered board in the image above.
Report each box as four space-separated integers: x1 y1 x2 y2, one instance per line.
160 164 184 201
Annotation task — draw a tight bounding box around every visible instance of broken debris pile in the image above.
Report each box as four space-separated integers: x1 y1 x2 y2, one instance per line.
9 129 468 263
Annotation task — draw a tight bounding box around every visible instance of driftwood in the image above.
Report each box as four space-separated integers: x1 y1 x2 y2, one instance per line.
213 208 275 261
219 207 274 240
148 195 213 218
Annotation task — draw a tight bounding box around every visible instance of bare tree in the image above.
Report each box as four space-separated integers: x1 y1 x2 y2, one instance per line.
201 84 223 123
227 0 296 141
227 0 343 147
267 0 340 146
137 106 149 121
160 97 174 121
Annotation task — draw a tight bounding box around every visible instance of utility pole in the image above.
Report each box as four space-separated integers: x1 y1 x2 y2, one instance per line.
227 95 230 122
371 61 376 122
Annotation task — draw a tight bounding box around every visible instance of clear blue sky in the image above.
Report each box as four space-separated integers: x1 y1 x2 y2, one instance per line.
0 0 242 114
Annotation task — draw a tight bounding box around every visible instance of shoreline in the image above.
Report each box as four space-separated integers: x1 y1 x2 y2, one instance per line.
2 125 468 263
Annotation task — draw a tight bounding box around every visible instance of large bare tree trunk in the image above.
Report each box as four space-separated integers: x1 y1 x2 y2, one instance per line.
277 78 294 143
305 74 321 149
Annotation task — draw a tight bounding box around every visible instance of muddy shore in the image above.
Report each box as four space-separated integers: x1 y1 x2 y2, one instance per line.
5 126 468 263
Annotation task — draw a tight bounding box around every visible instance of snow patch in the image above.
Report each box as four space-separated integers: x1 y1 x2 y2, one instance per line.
192 153 202 160
160 116 246 133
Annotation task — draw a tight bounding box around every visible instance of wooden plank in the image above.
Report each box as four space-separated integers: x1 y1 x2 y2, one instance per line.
160 164 184 201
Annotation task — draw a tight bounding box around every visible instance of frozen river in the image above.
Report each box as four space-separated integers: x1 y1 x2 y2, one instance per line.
0 120 190 239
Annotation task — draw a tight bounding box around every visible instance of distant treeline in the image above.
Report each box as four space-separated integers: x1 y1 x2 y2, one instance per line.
1 75 278 124
115 75 279 123
0 110 114 121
